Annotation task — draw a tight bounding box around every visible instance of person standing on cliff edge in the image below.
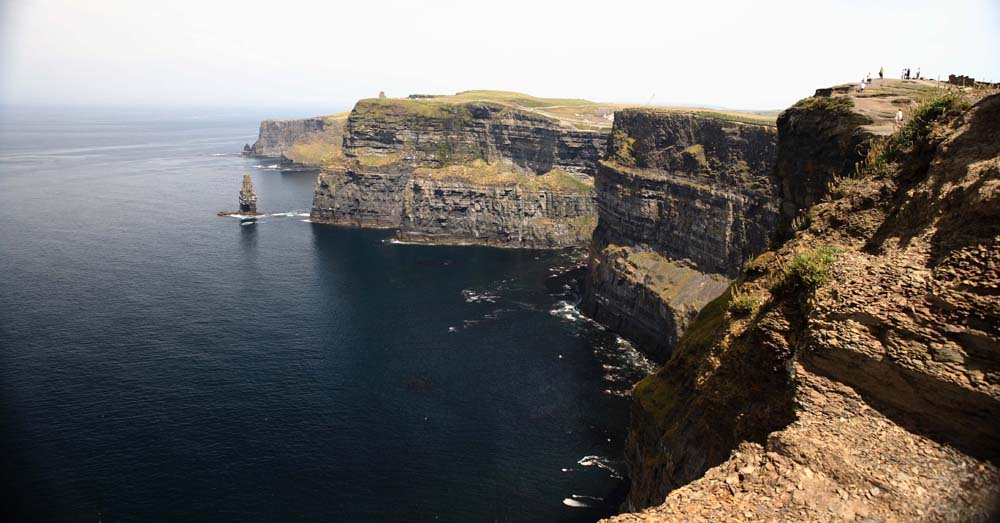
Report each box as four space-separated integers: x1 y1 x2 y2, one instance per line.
879 66 884 79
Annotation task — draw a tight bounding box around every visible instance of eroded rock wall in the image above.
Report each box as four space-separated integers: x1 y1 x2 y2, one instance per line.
396 177 597 248
344 100 607 176
582 109 778 361
608 87 1000 522
250 118 330 158
310 98 607 248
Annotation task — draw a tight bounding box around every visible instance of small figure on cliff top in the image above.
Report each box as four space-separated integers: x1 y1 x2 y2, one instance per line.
879 66 884 79
866 73 872 84
859 79 866 92
916 68 921 80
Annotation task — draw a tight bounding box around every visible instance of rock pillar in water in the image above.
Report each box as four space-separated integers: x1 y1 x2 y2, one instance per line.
239 174 257 213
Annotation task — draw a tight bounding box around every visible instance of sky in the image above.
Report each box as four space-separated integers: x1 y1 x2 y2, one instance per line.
1 0 998 112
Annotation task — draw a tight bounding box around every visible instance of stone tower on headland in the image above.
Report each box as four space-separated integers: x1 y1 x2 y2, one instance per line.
239 174 257 213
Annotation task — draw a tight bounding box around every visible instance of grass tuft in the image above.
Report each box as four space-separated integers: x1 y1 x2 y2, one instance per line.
771 246 842 294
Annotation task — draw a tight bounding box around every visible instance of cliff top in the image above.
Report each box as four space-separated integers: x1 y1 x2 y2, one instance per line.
616 106 778 127
262 112 350 124
609 90 1000 522
357 90 778 131
803 79 945 135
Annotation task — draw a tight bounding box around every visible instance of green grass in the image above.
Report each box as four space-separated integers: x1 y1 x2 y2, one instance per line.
632 288 732 425
728 287 761 317
353 98 483 121
895 91 967 148
610 130 637 165
413 159 593 192
791 96 855 113
771 246 842 294
689 110 777 126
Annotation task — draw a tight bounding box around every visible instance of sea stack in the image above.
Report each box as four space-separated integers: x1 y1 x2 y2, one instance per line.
239 174 257 213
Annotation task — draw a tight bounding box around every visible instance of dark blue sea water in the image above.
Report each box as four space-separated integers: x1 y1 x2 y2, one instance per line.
0 106 653 522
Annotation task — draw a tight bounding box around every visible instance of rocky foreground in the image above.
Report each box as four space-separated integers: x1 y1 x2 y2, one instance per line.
606 83 1000 521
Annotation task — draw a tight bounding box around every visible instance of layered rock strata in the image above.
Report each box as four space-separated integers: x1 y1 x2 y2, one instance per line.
239 174 257 213
608 85 1000 522
248 117 330 157
397 176 597 248
774 80 941 234
582 109 778 361
310 98 608 248
246 115 347 168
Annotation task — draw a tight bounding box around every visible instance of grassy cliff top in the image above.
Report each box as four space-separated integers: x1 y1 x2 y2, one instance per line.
791 79 949 136
354 90 778 131
413 159 593 192
616 106 778 127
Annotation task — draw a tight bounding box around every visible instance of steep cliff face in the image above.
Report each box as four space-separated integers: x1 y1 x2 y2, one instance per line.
250 117 328 157
311 167 409 228
398 174 597 248
239 174 257 213
310 95 608 248
247 115 347 167
774 81 940 234
345 99 607 176
608 85 1000 522
582 109 778 361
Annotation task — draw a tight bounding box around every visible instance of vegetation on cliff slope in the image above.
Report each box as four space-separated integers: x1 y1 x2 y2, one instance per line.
615 87 1000 521
413 159 592 192
284 113 349 165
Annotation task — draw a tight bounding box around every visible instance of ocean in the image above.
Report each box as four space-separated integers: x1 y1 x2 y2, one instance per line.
0 105 653 522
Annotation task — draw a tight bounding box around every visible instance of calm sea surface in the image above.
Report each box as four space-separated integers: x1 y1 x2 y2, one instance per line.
0 105 652 522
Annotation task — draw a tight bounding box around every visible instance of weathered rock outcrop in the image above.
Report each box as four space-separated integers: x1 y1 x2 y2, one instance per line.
774 80 941 234
397 175 597 248
582 109 778 361
311 96 608 248
246 115 347 168
343 99 607 177
607 85 1000 522
239 174 257 213
249 117 329 157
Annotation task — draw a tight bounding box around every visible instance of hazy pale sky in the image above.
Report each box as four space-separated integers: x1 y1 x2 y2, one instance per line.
2 0 998 111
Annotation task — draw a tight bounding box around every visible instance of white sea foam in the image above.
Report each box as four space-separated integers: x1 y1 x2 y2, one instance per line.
300 219 312 223
577 455 623 479
462 289 500 304
240 221 255 227
562 498 589 508
549 301 603 327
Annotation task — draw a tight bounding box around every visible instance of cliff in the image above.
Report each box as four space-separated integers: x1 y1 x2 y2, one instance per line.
582 109 778 361
608 83 1000 522
774 80 941 234
310 91 611 248
398 164 597 247
246 114 348 167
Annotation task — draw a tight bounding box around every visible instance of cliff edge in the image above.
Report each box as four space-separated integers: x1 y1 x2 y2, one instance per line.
310 92 611 248
607 85 1000 521
582 109 778 361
